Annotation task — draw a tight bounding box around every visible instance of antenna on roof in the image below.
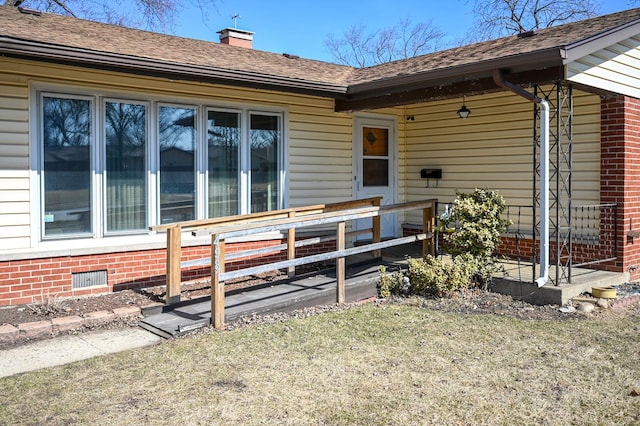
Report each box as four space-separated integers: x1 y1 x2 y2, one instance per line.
231 13 241 28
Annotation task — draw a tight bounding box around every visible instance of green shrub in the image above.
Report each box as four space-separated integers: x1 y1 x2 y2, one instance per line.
440 188 511 286
441 188 511 261
378 188 511 298
407 254 479 297
377 265 409 298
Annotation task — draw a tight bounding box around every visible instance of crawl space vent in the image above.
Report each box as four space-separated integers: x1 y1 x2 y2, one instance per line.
72 270 107 289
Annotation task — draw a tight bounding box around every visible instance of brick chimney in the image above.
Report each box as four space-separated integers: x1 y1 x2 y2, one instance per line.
218 28 254 48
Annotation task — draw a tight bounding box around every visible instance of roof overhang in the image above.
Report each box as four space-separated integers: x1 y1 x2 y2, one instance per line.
0 36 350 98
335 49 566 112
3 11 640 113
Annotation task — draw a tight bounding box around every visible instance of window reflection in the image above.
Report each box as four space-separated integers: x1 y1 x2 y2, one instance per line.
250 114 280 212
43 96 92 236
208 110 239 218
105 101 147 232
159 106 196 223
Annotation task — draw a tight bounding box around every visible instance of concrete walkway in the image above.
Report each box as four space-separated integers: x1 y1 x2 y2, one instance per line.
0 328 161 378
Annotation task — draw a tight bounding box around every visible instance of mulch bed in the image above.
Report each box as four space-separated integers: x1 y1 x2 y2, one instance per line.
0 264 331 327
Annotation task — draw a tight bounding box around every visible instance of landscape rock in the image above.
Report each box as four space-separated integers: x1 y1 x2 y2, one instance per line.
83 310 115 326
113 306 141 318
51 315 84 333
0 324 19 344
18 320 52 340
577 302 595 313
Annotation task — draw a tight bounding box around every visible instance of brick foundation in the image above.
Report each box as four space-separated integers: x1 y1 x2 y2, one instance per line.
402 228 614 268
0 238 335 307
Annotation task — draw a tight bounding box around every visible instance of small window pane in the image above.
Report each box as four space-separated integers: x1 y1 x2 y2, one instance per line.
43 96 92 236
363 159 389 186
105 101 147 232
250 114 280 213
362 127 388 156
159 106 196 223
208 110 239 217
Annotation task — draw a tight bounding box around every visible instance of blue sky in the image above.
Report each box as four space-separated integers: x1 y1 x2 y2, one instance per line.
173 0 638 63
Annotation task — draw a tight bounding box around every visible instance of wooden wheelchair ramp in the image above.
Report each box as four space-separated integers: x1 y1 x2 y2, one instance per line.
139 260 381 339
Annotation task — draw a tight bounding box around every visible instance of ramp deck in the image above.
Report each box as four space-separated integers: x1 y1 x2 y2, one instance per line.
140 259 383 338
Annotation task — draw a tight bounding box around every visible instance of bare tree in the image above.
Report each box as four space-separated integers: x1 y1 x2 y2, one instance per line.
2 0 217 31
467 0 601 41
324 17 445 67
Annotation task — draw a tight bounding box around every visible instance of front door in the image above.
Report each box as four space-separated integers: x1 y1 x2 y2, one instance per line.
354 116 397 239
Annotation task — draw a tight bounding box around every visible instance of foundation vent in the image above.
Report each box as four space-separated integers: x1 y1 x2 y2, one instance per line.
72 270 107 289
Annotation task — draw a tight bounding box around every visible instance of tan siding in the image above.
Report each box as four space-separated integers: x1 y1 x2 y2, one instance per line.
401 90 601 226
0 71 30 248
1 58 334 109
0 225 30 239
568 35 640 99
288 104 354 206
0 201 30 214
0 57 367 251
0 56 605 249
0 187 30 203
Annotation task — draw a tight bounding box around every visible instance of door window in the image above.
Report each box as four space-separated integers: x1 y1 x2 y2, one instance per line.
362 127 389 187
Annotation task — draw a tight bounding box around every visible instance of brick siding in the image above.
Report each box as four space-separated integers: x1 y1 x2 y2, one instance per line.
0 239 335 306
601 95 640 279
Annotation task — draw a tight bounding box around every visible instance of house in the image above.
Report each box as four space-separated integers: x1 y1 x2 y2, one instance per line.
1 5 639 306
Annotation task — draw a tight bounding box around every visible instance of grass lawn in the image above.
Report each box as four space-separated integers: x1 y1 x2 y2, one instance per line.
1 298 639 425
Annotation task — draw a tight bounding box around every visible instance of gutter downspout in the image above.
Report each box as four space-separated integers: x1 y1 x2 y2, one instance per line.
492 69 549 287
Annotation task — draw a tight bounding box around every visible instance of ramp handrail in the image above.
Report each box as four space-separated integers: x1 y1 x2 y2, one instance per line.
151 197 383 304
153 198 436 329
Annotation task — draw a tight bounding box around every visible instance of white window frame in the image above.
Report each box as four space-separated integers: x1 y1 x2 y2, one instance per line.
38 91 97 241
31 84 288 244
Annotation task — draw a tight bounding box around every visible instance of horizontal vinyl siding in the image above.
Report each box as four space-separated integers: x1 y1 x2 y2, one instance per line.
0 57 370 252
572 92 601 204
0 71 31 249
0 59 357 210
568 35 640 99
401 90 601 227
288 105 353 206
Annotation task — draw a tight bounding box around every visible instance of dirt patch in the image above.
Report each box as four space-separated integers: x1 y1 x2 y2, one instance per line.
0 271 291 328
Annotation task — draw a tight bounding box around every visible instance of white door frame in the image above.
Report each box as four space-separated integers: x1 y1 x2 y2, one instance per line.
353 114 398 238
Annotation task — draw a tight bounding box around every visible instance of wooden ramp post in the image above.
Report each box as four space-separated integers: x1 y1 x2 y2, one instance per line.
422 204 435 257
372 198 381 257
287 212 296 278
166 226 182 304
336 221 345 304
211 235 226 330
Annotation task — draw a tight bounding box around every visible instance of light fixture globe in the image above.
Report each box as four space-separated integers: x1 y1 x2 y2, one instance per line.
457 104 471 119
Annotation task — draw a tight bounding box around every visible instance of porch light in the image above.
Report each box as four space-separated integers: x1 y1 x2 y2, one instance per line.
457 96 471 119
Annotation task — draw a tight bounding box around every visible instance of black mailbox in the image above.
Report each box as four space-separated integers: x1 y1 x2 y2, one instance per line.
420 168 442 179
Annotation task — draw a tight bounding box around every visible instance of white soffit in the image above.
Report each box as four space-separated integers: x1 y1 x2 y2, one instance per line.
567 35 640 98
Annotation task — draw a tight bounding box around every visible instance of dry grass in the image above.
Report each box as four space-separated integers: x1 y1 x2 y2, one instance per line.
1 299 639 425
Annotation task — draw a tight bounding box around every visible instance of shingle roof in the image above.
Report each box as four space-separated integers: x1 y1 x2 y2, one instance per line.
1 5 640 99
349 8 640 89
0 5 354 94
